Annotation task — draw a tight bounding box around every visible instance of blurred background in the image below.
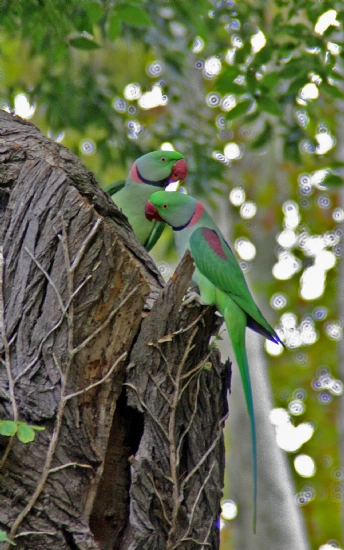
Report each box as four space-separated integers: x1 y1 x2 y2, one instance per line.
0 1 343 548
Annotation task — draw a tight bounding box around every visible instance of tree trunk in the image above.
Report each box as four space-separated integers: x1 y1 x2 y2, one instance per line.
0 110 229 550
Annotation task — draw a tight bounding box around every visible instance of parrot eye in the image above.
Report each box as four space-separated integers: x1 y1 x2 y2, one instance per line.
162 204 168 209
160 156 167 162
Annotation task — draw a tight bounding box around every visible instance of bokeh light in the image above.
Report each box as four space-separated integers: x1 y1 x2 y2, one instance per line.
270 408 314 452
113 97 127 112
224 142 242 160
123 83 142 100
294 454 316 477
316 131 335 155
160 142 175 151
229 187 246 206
283 201 301 229
147 61 164 77
325 322 343 341
221 94 236 112
235 238 256 261
14 93 36 119
312 368 343 396
139 85 168 109
314 9 339 35
332 208 344 222
277 229 297 248
240 201 257 220
300 83 319 101
206 92 221 108
289 399 306 416
295 486 315 506
270 293 288 310
272 251 301 280
300 266 325 300
250 30 266 53
192 36 205 53
80 139 96 155
275 313 319 348
157 262 171 279
265 338 284 356
203 56 222 79
212 151 230 165
318 544 343 550
221 499 238 520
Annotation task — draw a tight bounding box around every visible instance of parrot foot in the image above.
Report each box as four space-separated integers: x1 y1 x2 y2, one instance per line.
181 289 203 308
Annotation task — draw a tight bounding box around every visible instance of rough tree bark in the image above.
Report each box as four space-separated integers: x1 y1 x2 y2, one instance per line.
0 110 230 550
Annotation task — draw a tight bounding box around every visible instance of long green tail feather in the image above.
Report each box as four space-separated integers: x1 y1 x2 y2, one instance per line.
223 299 257 533
144 221 165 251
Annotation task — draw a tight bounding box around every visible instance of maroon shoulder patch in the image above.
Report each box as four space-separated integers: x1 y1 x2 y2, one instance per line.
202 228 227 259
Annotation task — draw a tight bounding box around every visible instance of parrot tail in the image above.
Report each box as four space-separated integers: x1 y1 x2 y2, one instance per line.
223 300 257 533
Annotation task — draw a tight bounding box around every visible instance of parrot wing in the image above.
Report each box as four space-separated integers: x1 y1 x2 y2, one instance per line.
104 179 126 196
190 227 282 344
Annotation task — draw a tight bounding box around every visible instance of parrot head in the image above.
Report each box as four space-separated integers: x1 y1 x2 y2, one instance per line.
130 150 188 187
145 190 201 229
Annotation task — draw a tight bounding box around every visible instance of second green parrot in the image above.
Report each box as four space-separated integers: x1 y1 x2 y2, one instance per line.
105 150 188 251
145 190 284 531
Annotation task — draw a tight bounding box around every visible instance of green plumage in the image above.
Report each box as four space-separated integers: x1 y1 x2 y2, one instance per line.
105 150 187 251
145 191 284 531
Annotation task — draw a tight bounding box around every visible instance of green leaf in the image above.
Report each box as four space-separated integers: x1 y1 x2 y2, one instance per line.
278 43 298 58
257 96 281 116
322 174 343 187
261 72 280 90
251 122 272 149
287 77 307 94
0 420 18 436
279 23 309 36
83 2 104 24
215 67 242 93
108 13 121 40
252 46 272 65
17 424 35 443
246 69 257 94
217 81 246 95
328 160 344 169
226 99 252 120
72 7 93 34
31 424 45 431
284 129 303 164
165 53 184 75
330 70 344 82
280 62 307 79
0 530 16 545
69 37 100 50
116 5 151 27
321 81 343 99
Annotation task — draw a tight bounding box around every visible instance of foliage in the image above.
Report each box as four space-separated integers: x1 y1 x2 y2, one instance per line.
0 419 45 443
1 0 344 548
0 530 15 545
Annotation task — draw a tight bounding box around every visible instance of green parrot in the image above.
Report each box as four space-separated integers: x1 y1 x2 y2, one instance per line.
105 150 188 251
145 190 284 531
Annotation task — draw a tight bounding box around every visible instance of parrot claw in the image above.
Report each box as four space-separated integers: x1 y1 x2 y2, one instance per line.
181 289 203 308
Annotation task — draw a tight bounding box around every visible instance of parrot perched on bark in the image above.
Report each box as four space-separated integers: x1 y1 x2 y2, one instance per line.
145 190 284 531
105 150 188 251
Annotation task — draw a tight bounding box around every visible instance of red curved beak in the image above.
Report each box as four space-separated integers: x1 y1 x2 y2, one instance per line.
145 200 163 222
169 158 188 183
